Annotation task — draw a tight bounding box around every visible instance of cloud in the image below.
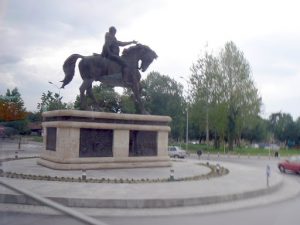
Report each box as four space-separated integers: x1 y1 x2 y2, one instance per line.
0 0 299 120
0 55 21 65
0 0 164 111
239 33 300 119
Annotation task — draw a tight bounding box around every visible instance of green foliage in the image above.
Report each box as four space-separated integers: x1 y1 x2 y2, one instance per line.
180 143 300 156
0 88 29 134
26 111 42 122
0 88 27 122
2 120 30 134
268 112 300 146
31 135 43 142
190 42 262 150
91 85 120 112
241 116 269 143
119 94 136 114
4 88 24 106
220 42 262 149
142 72 186 140
190 51 227 144
37 91 67 112
74 84 136 113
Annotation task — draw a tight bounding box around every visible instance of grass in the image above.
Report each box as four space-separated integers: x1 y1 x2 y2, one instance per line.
172 143 300 157
30 136 43 142
12 135 43 143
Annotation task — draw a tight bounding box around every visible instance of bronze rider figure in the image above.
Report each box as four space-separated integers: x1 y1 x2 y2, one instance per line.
101 26 137 84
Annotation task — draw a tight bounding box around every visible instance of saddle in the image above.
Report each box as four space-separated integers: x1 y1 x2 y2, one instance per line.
93 53 102 57
92 53 131 87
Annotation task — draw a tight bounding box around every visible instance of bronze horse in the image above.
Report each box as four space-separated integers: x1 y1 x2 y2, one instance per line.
60 44 158 114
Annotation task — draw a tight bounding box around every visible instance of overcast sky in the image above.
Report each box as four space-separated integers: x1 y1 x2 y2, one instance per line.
1 0 299 119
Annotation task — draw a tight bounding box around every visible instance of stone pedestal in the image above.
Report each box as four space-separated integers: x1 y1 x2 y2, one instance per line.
37 110 171 169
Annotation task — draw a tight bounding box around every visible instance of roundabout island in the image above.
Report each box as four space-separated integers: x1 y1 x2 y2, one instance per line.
1 153 289 215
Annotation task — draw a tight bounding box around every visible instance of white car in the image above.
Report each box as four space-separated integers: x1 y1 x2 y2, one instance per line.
168 146 187 158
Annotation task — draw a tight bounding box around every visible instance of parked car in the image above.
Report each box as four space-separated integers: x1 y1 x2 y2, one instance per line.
168 146 187 158
0 126 18 138
278 156 300 174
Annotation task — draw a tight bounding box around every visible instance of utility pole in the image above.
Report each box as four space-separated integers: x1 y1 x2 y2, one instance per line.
186 107 188 152
180 76 189 152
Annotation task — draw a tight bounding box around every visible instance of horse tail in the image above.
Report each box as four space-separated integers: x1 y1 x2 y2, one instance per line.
60 54 83 88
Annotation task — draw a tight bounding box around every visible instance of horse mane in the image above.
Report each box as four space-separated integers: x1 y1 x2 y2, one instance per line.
122 44 158 58
122 44 143 56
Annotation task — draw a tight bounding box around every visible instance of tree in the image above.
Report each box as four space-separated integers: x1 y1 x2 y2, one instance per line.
119 92 137 114
242 116 269 143
269 112 294 145
74 84 122 112
37 91 68 112
219 41 261 150
0 88 29 134
0 88 27 122
26 111 42 123
142 72 186 141
294 117 300 146
189 42 262 150
190 51 227 147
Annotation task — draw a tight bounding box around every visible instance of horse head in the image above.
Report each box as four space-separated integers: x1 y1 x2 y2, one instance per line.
123 44 158 72
138 44 158 72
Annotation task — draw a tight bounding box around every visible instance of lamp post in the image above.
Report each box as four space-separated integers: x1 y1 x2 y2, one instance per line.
180 76 189 152
185 107 188 152
48 81 61 96
48 81 62 110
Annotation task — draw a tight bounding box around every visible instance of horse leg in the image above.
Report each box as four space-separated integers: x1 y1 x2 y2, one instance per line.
85 79 98 108
79 80 88 110
131 80 148 114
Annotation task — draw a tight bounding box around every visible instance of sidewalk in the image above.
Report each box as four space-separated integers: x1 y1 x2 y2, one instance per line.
0 158 287 209
1 141 300 216
0 140 43 159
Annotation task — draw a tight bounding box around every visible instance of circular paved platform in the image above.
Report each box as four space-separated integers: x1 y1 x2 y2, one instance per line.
2 141 300 217
0 158 284 210
2 158 211 180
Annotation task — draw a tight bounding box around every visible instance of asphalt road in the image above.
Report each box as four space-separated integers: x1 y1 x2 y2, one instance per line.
100 157 300 225
1 156 299 225
0 211 87 225
101 194 300 225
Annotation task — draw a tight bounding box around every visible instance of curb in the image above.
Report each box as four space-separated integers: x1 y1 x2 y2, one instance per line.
0 157 229 183
0 176 283 208
1 177 299 217
0 180 107 225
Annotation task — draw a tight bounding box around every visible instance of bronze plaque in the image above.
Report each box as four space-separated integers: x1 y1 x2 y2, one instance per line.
129 131 157 156
79 129 113 157
46 127 56 151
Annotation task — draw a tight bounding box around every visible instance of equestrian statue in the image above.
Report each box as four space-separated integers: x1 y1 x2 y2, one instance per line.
60 26 158 114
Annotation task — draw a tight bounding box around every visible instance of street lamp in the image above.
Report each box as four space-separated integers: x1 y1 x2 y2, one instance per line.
179 76 189 152
185 107 188 152
48 81 61 96
48 81 62 110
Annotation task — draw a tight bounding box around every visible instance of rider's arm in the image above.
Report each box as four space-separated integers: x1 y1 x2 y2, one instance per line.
116 40 137 46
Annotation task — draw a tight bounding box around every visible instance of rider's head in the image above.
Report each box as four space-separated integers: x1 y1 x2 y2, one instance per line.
109 26 117 35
